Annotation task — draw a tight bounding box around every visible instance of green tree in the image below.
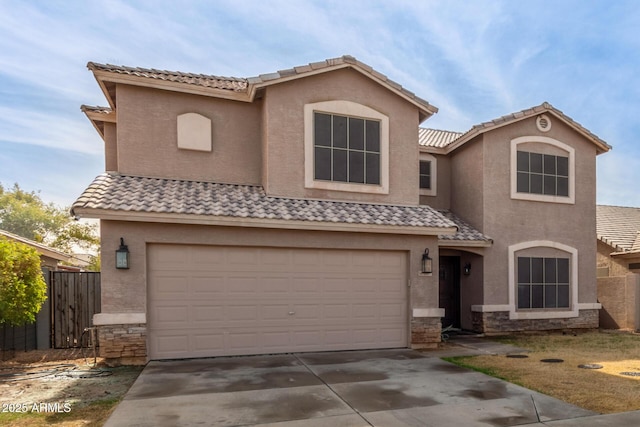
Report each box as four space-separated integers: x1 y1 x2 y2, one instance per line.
0 183 98 253
0 237 47 326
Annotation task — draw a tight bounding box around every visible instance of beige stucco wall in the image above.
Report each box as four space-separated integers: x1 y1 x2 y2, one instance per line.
99 219 440 317
447 117 598 311
419 153 451 210
104 122 118 172
261 68 422 205
598 274 640 330
597 240 629 277
115 85 262 184
450 135 485 231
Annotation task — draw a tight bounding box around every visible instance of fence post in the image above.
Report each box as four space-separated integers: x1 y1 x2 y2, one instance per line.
36 267 52 350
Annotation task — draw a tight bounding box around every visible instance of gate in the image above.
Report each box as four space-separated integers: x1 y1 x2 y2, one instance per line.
51 271 101 348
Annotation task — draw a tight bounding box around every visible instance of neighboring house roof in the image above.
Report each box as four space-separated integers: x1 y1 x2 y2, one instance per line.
597 205 640 256
72 173 459 236
421 102 611 155
438 210 493 247
0 229 70 263
87 55 437 122
418 128 463 148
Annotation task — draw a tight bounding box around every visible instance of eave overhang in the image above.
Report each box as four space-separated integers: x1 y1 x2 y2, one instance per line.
72 208 457 237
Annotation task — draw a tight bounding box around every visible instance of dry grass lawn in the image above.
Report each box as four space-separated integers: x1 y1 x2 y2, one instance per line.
447 330 640 414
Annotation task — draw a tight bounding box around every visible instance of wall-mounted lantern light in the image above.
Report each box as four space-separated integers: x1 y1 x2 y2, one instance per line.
115 237 130 269
421 248 433 274
463 262 471 276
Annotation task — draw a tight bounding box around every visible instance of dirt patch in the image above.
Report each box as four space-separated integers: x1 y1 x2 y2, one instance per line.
0 349 142 426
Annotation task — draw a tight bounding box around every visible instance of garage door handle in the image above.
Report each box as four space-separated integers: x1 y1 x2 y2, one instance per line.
288 311 295 315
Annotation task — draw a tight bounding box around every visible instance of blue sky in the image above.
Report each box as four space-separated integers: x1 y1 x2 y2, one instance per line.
1 0 639 207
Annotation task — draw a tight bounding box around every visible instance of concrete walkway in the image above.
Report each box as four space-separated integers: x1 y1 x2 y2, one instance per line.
105 338 640 426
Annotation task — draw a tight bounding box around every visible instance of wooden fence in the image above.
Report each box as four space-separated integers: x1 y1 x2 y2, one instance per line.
51 271 101 348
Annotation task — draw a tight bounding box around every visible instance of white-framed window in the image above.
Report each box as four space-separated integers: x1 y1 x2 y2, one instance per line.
304 101 389 194
510 136 575 204
508 241 579 319
517 256 570 309
419 153 437 196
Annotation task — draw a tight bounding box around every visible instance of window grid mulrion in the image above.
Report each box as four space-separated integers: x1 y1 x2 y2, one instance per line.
314 112 380 185
517 257 570 310
516 151 569 197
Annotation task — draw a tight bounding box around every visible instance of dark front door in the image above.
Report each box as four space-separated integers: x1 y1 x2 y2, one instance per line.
439 256 460 329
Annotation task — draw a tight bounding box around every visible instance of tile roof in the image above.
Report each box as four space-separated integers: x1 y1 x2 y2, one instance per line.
87 62 249 92
72 174 459 233
88 55 437 116
418 128 463 148
597 205 640 253
80 105 113 114
449 102 611 154
437 210 493 245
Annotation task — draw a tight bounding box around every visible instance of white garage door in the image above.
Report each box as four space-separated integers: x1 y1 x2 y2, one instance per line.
147 244 408 360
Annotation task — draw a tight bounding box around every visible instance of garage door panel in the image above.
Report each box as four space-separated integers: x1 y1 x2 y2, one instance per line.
325 329 351 345
148 245 407 359
262 276 291 293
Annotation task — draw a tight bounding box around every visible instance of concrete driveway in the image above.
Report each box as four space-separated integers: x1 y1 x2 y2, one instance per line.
105 346 640 427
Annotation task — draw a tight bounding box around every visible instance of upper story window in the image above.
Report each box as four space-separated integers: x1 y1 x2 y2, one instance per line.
419 160 431 189
516 151 569 197
418 153 437 196
304 101 389 195
510 136 575 204
313 112 380 185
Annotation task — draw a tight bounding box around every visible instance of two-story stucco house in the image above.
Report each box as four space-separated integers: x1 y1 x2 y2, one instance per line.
72 55 610 364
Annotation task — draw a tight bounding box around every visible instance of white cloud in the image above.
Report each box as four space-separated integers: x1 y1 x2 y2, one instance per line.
0 106 101 155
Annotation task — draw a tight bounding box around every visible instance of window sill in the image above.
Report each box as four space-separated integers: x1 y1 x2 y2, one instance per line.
511 192 575 204
305 180 389 195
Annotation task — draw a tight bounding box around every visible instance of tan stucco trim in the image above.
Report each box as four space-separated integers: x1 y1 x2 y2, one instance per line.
611 250 640 259
577 303 602 310
92 70 251 106
443 109 610 155
84 109 116 123
92 62 437 120
438 241 492 251
94 312 146 325
412 308 445 318
74 208 457 236
250 63 437 121
508 240 580 320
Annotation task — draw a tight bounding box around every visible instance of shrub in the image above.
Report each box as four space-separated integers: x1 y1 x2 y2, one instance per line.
0 237 47 326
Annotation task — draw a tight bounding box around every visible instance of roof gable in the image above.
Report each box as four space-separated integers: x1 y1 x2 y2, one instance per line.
88 55 437 122
422 102 611 155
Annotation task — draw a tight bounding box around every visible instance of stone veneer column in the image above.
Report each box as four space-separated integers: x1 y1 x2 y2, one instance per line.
473 309 599 334
97 324 147 366
410 317 442 349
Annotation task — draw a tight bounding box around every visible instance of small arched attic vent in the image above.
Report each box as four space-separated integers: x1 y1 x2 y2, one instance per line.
177 112 212 152
536 114 552 132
